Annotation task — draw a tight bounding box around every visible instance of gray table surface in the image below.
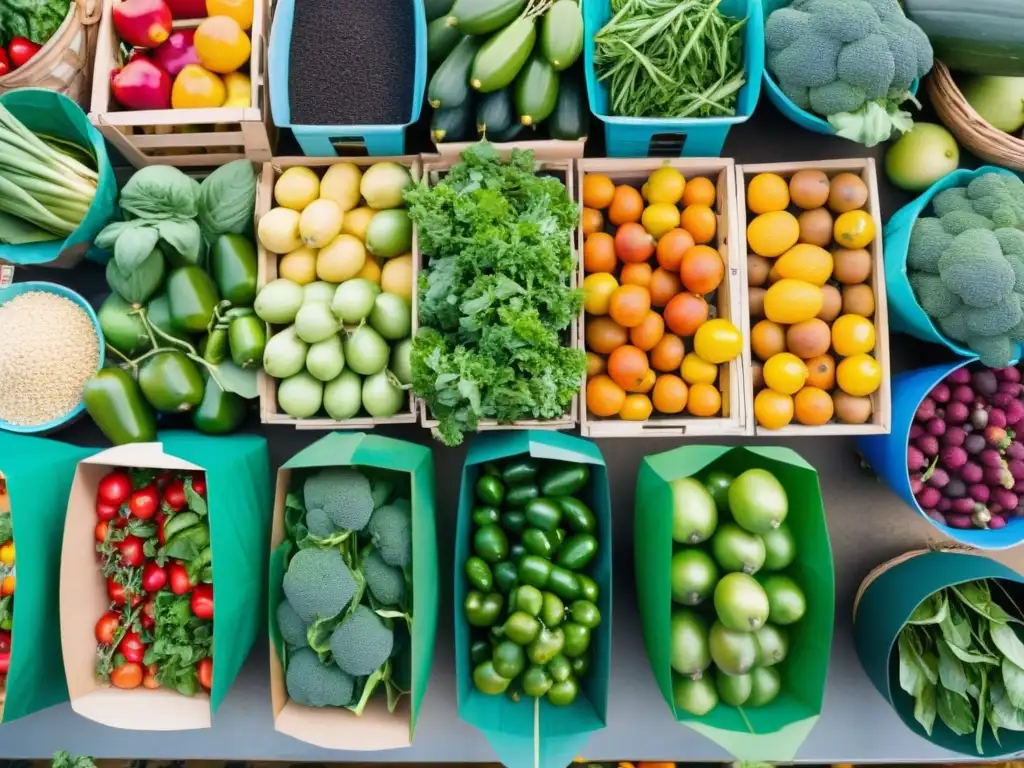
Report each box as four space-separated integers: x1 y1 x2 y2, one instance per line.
0 102 1011 763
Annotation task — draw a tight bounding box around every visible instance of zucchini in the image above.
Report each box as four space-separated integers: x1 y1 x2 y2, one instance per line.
547 67 588 140
428 16 463 67
904 0 1024 76
470 16 537 93
514 52 559 126
425 0 455 22
540 0 583 71
487 122 524 142
428 35 484 109
448 0 526 35
431 98 476 143
476 88 515 134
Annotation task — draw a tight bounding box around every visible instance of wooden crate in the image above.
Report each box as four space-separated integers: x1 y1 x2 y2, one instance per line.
736 158 892 436
416 156 579 433
89 0 274 169
256 155 422 430
578 157 751 438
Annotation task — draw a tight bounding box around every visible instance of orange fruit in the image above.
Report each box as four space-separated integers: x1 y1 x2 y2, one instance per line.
763 352 808 395
680 352 718 385
584 232 617 273
656 228 694 272
663 293 708 336
834 210 875 249
794 386 835 425
583 272 619 315
608 345 651 391
586 352 606 377
650 334 685 372
583 174 615 210
608 285 652 328
805 354 836 390
631 368 657 393
620 393 654 421
194 16 250 74
646 167 686 205
679 245 724 294
620 262 653 288
750 319 786 361
206 0 254 28
746 211 800 257
681 204 717 244
615 221 656 263
747 173 790 214
683 177 716 207
693 318 742 364
831 314 876 356
629 310 665 351
837 354 882 396
587 374 626 417
687 382 721 416
649 267 683 308
0 575 13 596
652 374 688 414
608 185 644 225
585 316 628 354
754 388 794 430
582 207 604 237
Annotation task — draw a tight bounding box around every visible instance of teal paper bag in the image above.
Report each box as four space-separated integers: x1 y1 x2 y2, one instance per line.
59 432 270 729
0 433 94 723
635 445 835 761
854 550 1024 757
455 431 611 768
269 432 437 749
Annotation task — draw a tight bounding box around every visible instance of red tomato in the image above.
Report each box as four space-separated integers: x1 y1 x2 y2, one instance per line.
162 478 187 512
197 656 212 690
107 575 125 606
97 471 133 507
169 562 192 595
141 562 167 592
7 37 40 69
119 536 146 567
118 631 146 664
190 583 213 620
96 501 119 522
110 661 143 689
156 513 167 545
0 630 11 653
95 611 121 645
95 520 109 543
0 50 9 77
129 485 159 519
155 471 172 486
141 597 156 629
0 652 9 675
190 474 207 496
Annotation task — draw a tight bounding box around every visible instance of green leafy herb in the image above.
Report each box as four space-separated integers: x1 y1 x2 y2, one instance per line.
119 166 199 221
143 591 212 697
52 751 97 768
197 159 257 242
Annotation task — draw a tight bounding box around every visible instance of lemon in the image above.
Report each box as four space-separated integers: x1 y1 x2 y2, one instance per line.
831 314 876 357
279 246 318 284
680 352 717 385
316 234 366 283
356 253 382 284
274 167 319 211
222 71 250 107
693 318 742 364
642 202 681 240
583 272 619 315
342 206 376 241
257 207 301 254
763 353 808 396
360 162 412 209
299 198 344 248
381 254 414 301
319 162 363 212
837 354 882 397
646 167 686 205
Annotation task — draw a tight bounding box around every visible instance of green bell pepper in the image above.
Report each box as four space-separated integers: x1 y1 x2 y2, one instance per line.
527 626 565 665
473 661 511 695
167 265 220 334
540 462 590 497
525 498 562 531
522 527 558 558
191 375 246 435
137 350 205 413
562 621 591 658
465 590 504 628
202 326 229 365
98 293 150 357
465 556 494 592
210 234 258 306
555 533 598 571
228 314 266 369
83 368 157 446
503 611 541 645
501 458 538 487
145 291 190 343
558 497 596 533
473 524 509 564
492 640 526 679
476 474 505 506
493 561 518 594
472 506 501 527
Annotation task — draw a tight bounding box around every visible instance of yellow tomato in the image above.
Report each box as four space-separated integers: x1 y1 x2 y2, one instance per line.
833 210 875 249
641 203 681 240
763 352 808 395
194 16 251 74
1 575 14 596
222 71 251 107
171 64 226 109
837 354 882 396
0 541 14 567
831 314 876 356
645 167 685 205
206 0 253 29
583 272 619 316
679 352 717 385
693 318 742 364
755 388 794 430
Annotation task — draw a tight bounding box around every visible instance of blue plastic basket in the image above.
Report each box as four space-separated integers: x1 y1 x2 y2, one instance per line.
857 360 1024 550
268 0 427 157
0 282 105 434
884 165 1022 364
583 0 764 158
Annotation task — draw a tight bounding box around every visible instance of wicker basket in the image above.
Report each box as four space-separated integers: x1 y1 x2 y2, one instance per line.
928 60 1024 172
0 0 101 109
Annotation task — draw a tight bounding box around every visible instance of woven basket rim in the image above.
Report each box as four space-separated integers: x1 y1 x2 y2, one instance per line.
0 0 99 89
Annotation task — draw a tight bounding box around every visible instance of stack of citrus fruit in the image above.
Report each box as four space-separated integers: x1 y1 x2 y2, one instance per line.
744 169 883 430
581 166 743 422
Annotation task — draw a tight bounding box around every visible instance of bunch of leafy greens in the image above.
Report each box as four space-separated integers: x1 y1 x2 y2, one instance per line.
143 591 213 697
898 579 1024 752
0 0 70 47
404 144 585 446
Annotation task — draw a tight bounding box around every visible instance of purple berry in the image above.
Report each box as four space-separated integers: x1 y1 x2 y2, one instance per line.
916 398 937 421
927 418 947 437
927 510 948 526
973 370 999 396
994 392 1016 409
908 445 926 471
980 448 1004 468
945 478 967 498
995 489 1019 510
970 484 991 503
990 408 1008 428
947 368 972 386
998 381 1023 397
910 423 924 440
998 367 1022 383
990 515 1008 530
937 496 953 512
940 444 967 468
1006 400 1024 426
917 486 942 509
931 383 952 403
952 497 976 514
962 461 984 484
985 465 1010 487
946 401 970 425
910 473 924 494
943 427 967 447
928 467 951 489
992 503 1005 515
965 433 987 454
918 435 941 457
947 513 973 529
953 385 975 404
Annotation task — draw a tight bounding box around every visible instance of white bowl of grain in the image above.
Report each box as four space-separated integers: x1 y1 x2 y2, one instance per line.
0 282 104 433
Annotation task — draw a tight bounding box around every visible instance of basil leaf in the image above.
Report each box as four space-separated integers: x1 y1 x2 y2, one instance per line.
120 166 199 221
114 223 159 272
937 685 976 736
914 680 937 736
990 679 1024 731
106 250 166 305
909 593 949 625
157 219 202 265
1004 658 1024 709
898 632 925 697
938 640 971 699
197 159 257 239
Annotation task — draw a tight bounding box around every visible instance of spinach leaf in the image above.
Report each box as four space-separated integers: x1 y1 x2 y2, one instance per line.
937 685 976 735
910 593 948 625
157 219 202 265
939 640 971 699
915 680 937 736
990 679 1024 731
1003 658 1024 708
106 249 165 305
114 223 159 272
991 621 1024 669
120 166 199 221
197 159 256 240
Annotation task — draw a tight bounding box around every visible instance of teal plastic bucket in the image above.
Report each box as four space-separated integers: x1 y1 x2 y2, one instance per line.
883 165 1022 363
0 89 115 267
583 0 764 157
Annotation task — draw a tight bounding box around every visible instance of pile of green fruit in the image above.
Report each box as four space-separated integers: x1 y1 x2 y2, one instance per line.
668 468 807 716
463 456 601 707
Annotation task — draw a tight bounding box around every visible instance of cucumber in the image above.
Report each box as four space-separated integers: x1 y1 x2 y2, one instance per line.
448 0 526 35
540 0 584 71
431 98 476 143
428 16 463 66
428 35 484 109
470 17 536 93
487 122 524 142
476 88 515 134
514 52 559 126
547 67 588 140
425 0 455 22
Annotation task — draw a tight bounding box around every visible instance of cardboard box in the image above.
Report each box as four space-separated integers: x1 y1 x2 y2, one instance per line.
268 432 437 749
59 432 270 729
635 445 835 760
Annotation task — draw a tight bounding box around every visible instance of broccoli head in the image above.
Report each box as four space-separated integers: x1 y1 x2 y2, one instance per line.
304 468 374 532
282 547 357 624
965 174 1024 229
932 187 971 218
306 508 334 539
286 647 355 708
364 548 406 607
329 605 394 677
968 335 1016 369
907 217 953 274
909 273 961 320
966 295 1024 338
938 230 1015 308
276 599 310 649
367 502 412 568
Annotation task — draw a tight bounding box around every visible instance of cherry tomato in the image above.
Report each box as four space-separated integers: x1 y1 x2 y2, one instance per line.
141 597 156 629
7 37 40 69
129 485 159 519
162 478 187 512
107 576 142 607
168 562 192 595
118 631 146 664
97 471 133 507
197 656 212 690
155 471 172 486
1 576 14 597
0 652 9 675
141 561 167 592
95 520 109 543
110 661 143 689
156 512 168 545
96 501 119 522
0 630 11 654
95 611 121 645
143 671 160 689
0 541 14 567
191 474 207 496
119 535 146 567
0 50 10 77
190 583 213 620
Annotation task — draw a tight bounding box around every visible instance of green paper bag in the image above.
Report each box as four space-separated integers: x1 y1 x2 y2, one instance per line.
854 550 1024 757
268 432 437 749
635 445 835 761
454 431 611 768
0 433 94 723
59 431 270 729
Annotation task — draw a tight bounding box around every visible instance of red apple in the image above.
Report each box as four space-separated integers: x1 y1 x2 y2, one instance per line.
112 0 172 47
165 0 206 18
111 58 172 110
152 29 200 77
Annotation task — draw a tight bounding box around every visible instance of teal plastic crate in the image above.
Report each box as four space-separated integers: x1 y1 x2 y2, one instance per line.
268 0 427 156
583 0 764 157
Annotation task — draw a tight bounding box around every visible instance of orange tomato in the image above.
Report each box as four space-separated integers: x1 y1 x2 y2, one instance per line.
608 185 644 225
615 222 656 263
649 267 683 308
582 207 604 237
620 262 653 288
683 177 716 208
206 0 253 29
663 293 708 336
687 382 721 416
584 232 617 273
583 174 616 210
805 354 836 390
631 368 657 393
650 333 685 372
620 393 654 420
679 244 724 294
750 319 786 361
95 520 108 544
656 228 695 272
194 16 251 74
586 352 606 377
608 345 651 391
587 374 626 417
755 388 794 429
629 310 665 351
652 374 688 414
1 575 14 596
586 317 628 354
681 204 717 244
794 386 835 425
111 662 144 690
608 285 652 328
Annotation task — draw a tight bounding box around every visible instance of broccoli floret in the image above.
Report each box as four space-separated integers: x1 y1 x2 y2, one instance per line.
367 502 412 567
805 0 881 42
771 32 842 88
939 310 969 342
286 647 355 707
282 547 357 624
809 81 866 116
966 173 1024 229
329 605 394 677
364 548 406 607
967 295 1024 337
276 599 310 649
910 273 961 319
863 0 901 16
306 508 334 539
968 335 1015 369
907 218 954 274
370 477 394 508
877 22 919 92
836 35 895 100
304 468 374 532
780 82 812 110
995 229 1024 291
940 210 996 235
764 7 810 49
938 230 1015 308
932 187 971 217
